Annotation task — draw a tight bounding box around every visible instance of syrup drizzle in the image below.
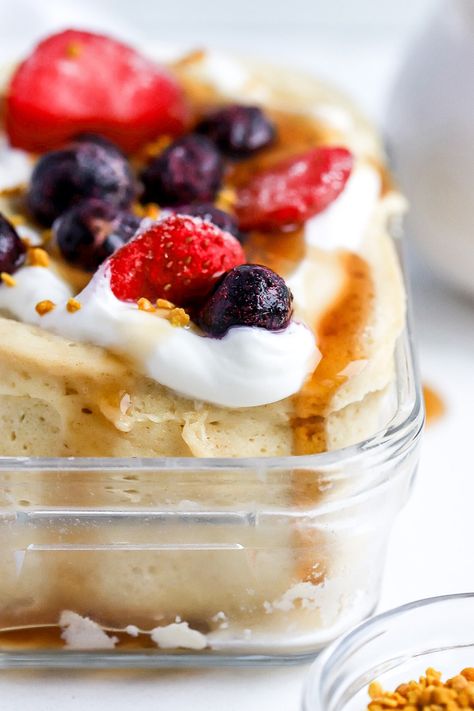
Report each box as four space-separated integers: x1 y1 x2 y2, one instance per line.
423 384 445 425
293 253 375 455
291 252 374 582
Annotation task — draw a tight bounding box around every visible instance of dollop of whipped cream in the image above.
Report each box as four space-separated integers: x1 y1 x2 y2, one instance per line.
0 264 319 409
304 164 381 253
0 136 33 191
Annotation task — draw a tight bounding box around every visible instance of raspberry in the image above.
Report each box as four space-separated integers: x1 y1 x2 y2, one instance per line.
6 29 189 153
109 214 245 306
0 213 26 274
235 146 353 230
197 264 293 337
197 105 275 157
140 134 224 206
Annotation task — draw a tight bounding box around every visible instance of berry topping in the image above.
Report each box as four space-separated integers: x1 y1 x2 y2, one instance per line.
27 139 136 226
72 132 127 158
235 146 353 230
0 213 26 275
140 134 224 206
109 214 245 305
6 29 189 153
197 264 293 337
170 203 241 240
197 105 275 157
54 199 141 272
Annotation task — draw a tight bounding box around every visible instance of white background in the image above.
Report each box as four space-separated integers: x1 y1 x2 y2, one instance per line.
1 1 474 709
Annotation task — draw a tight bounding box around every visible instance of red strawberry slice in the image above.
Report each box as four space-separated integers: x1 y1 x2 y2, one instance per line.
109 214 245 305
235 146 353 230
6 29 190 154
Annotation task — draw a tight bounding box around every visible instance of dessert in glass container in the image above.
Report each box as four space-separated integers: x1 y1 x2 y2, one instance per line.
0 29 422 664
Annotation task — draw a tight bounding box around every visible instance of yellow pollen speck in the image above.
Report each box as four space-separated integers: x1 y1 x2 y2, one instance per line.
28 247 50 267
35 299 55 316
143 203 160 220
141 135 172 160
1 272 16 287
366 667 474 709
168 307 190 328
172 49 206 69
156 298 174 309
66 42 82 59
137 297 156 313
66 298 82 313
215 187 237 212
132 202 146 218
9 214 26 227
163 283 172 292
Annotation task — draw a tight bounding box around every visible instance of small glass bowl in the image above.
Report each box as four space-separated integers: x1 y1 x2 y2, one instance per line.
303 593 474 710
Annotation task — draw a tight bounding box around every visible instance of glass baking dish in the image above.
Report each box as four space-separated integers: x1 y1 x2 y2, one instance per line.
303 593 474 710
0 317 423 668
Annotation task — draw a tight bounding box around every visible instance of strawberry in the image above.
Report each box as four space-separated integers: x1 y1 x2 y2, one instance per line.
109 214 245 305
6 29 190 154
235 146 353 230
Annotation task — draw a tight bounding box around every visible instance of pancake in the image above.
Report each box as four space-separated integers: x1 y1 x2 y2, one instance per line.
0 48 406 653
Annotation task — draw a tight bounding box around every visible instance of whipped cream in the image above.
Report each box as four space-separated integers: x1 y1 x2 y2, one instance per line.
303 164 381 253
0 264 319 409
0 266 72 323
0 136 32 191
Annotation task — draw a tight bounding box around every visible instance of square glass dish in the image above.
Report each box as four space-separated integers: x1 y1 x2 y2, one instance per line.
0 318 423 668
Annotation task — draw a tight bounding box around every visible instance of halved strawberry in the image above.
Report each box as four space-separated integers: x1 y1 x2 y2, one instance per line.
109 214 245 305
235 146 353 230
6 29 190 154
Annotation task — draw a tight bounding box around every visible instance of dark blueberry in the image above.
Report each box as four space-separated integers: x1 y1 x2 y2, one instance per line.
197 105 275 157
0 213 26 274
54 199 141 272
197 264 293 337
72 133 127 159
170 203 242 240
27 140 136 226
140 134 224 206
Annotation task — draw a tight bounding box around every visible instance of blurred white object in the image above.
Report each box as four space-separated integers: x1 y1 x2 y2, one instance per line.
387 0 474 296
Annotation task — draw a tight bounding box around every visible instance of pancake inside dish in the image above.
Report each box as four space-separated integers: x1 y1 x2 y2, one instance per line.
0 30 406 654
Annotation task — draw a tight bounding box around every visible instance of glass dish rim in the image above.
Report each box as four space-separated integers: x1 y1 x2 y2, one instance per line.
303 592 474 709
0 324 424 473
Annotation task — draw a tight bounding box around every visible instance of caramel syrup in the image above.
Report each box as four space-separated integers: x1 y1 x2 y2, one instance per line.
292 254 375 455
0 626 156 652
423 384 445 425
244 226 306 277
291 253 374 582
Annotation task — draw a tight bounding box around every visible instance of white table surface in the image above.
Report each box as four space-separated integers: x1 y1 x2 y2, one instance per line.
2 5 474 709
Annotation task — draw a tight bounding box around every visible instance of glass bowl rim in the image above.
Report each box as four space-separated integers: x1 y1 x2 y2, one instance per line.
303 592 474 710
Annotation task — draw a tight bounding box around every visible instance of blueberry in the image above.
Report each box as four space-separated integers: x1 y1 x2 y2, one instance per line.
197 264 293 337
0 213 26 274
54 199 141 272
140 134 224 206
197 105 275 157
72 133 127 159
27 140 136 226
170 203 242 240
